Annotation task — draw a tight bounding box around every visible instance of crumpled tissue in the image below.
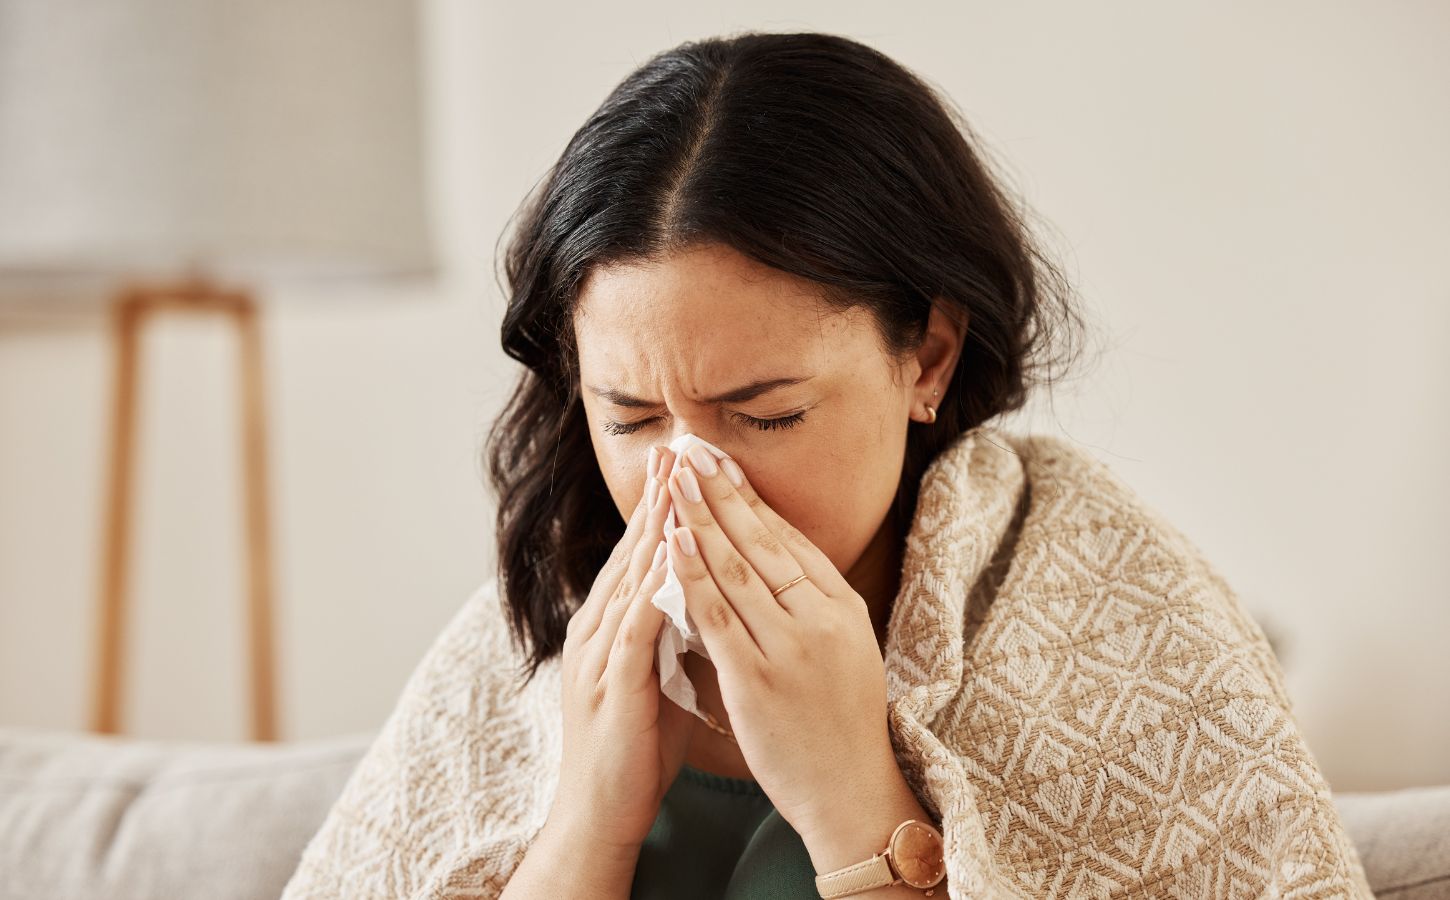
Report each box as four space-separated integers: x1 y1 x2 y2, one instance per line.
650 432 732 723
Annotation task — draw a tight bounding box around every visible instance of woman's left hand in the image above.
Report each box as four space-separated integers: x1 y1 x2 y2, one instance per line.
662 445 908 845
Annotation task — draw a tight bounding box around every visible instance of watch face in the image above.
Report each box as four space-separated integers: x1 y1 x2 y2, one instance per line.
890 820 946 888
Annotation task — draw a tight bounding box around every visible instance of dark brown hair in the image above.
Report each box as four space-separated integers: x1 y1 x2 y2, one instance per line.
485 31 1089 682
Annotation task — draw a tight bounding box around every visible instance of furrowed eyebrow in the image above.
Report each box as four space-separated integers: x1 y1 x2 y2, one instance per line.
586 375 815 408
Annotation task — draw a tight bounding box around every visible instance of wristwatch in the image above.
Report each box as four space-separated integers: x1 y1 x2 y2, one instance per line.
814 818 946 898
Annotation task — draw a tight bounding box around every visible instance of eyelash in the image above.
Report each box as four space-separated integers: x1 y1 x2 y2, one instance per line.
603 411 807 436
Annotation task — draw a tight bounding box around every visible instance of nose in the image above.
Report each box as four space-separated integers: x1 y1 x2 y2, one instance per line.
659 418 731 462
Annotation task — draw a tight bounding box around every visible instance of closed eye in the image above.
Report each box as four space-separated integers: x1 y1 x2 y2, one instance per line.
602 411 807 436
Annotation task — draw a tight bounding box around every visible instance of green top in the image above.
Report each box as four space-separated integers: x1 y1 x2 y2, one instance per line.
629 763 819 899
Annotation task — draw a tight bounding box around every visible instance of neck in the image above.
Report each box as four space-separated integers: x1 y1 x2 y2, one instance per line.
844 505 906 651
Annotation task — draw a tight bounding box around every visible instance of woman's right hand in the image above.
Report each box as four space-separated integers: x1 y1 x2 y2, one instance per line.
549 444 697 853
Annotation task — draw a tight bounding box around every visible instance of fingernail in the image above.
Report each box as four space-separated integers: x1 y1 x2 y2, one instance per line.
678 467 703 503
720 457 744 487
647 446 660 478
651 540 667 570
676 527 698 557
687 444 719 477
646 476 659 509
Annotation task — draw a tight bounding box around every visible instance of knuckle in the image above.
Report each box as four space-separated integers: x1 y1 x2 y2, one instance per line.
564 636 593 672
748 658 774 691
721 552 753 588
564 602 587 636
603 552 622 576
748 525 784 556
682 560 713 584
786 632 810 661
703 597 735 632
780 521 811 549
819 612 848 641
799 606 837 640
598 553 626 587
613 622 639 650
563 624 587 655
612 530 635 558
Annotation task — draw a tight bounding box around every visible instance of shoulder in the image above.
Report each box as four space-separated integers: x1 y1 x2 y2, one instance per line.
417 575 511 671
999 431 1162 525
390 574 548 720
982 430 1288 702
929 434 1367 895
282 575 556 898
997 431 1238 597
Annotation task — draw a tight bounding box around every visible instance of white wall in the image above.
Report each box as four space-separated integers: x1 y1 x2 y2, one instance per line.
1 0 1445 792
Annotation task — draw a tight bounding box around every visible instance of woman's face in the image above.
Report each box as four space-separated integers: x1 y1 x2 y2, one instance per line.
572 242 961 585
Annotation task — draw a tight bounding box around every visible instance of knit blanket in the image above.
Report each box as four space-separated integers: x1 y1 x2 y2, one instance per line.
281 425 1373 899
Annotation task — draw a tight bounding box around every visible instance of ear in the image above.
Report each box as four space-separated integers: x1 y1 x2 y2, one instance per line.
909 301 968 419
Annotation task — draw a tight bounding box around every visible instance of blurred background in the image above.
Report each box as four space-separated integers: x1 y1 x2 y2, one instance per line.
0 0 1445 795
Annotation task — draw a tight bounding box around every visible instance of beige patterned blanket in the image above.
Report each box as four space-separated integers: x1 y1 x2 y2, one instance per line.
281 426 1372 899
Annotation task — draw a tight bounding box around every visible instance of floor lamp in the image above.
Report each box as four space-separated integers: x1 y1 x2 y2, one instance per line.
0 0 434 741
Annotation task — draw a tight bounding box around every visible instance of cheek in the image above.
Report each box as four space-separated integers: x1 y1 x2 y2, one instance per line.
750 464 853 562
748 441 892 573
598 452 651 521
583 410 639 491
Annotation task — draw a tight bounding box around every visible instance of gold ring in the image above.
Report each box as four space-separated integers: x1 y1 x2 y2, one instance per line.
771 572 811 597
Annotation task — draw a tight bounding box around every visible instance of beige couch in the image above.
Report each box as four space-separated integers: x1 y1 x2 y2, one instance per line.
1 725 1446 899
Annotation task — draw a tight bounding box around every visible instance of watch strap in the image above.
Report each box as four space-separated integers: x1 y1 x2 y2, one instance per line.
814 852 895 898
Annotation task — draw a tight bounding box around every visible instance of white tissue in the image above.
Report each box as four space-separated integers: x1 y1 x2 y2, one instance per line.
650 433 733 723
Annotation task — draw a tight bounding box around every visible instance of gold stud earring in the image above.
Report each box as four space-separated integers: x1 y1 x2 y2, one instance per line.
920 387 939 424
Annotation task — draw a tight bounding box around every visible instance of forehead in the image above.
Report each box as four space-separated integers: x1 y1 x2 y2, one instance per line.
572 244 868 387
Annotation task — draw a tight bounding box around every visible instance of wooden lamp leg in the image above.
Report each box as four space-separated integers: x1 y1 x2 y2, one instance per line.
90 281 279 742
91 291 143 736
236 297 277 742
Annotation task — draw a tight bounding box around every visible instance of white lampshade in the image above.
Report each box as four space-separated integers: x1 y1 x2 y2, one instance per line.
0 0 434 310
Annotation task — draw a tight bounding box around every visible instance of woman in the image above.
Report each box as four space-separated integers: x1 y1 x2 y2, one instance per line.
282 31 1371 900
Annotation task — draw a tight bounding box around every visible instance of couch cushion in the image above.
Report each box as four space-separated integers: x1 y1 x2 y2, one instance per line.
1335 784 1450 898
4 724 1448 899
0 726 373 900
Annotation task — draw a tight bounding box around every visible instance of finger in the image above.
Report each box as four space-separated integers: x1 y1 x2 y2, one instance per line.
710 453 853 600
584 473 672 677
667 464 793 650
569 445 675 645
678 445 829 614
666 525 764 670
606 538 672 689
566 470 653 645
